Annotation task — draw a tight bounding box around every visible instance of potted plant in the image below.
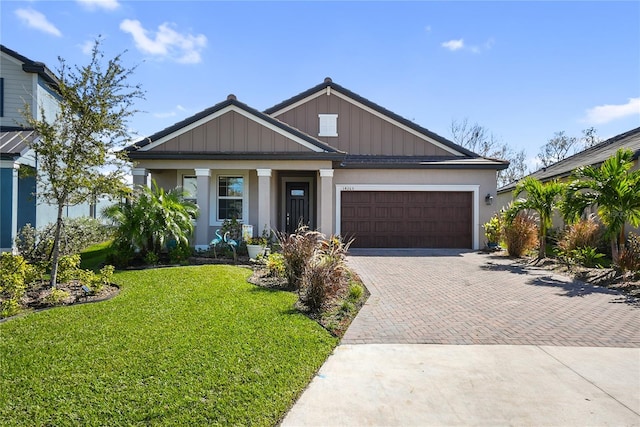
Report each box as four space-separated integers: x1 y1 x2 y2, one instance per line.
246 226 271 260
483 215 502 250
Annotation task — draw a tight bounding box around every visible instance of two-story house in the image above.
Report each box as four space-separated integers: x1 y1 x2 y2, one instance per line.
0 45 96 253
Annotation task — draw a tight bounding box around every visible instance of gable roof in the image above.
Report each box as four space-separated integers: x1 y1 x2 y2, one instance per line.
264 77 478 158
125 95 343 158
0 45 59 90
498 126 640 193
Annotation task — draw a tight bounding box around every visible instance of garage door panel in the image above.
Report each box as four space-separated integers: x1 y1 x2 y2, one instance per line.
341 191 472 249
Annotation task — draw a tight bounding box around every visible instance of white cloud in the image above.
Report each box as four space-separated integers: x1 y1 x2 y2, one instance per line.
584 98 640 124
76 0 120 11
119 19 207 64
80 40 94 54
441 39 464 51
443 37 494 54
15 8 62 37
153 105 189 119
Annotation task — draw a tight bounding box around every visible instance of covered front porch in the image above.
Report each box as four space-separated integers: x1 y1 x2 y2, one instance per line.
132 161 336 250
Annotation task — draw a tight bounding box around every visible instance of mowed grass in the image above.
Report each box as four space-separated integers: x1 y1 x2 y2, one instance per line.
0 265 337 426
79 240 112 271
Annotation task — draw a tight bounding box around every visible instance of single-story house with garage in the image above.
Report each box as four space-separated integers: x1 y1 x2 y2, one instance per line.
125 78 508 250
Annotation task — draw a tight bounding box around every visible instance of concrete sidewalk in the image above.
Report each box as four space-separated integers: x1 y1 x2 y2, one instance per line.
282 344 640 426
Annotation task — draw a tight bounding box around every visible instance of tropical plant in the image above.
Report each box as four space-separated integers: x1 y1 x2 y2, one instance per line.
102 180 198 263
502 212 538 257
562 149 640 263
483 215 502 245
21 39 143 287
504 177 565 259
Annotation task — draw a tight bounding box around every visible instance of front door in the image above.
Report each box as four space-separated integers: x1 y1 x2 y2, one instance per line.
285 182 310 233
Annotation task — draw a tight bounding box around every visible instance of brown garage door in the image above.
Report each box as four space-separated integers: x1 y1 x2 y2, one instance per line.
341 191 472 248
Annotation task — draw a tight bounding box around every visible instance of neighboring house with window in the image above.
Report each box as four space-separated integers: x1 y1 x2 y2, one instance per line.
496 126 640 231
0 45 96 253
125 78 508 250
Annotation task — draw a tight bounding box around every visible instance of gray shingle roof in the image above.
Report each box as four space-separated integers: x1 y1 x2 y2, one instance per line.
498 127 640 193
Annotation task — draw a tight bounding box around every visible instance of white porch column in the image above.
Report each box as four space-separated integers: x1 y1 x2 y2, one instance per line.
319 169 334 235
256 169 272 236
194 168 211 251
131 168 148 187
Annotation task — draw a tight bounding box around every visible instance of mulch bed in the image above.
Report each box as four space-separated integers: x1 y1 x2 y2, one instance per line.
509 253 640 299
22 280 120 310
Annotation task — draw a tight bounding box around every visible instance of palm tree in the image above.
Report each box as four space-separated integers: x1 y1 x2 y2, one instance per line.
562 149 640 263
103 180 198 258
504 177 565 260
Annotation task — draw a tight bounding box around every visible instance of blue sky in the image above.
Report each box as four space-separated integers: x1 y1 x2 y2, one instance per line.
2 0 639 169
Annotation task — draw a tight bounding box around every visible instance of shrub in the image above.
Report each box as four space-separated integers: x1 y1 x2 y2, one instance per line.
15 217 109 264
299 234 352 312
557 216 603 253
169 243 192 265
144 251 160 266
503 213 538 257
300 255 346 312
618 232 640 274
347 282 364 302
483 215 502 245
277 225 323 290
266 252 286 277
570 246 606 268
43 288 71 305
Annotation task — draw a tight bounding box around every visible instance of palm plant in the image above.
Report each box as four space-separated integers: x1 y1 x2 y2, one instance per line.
562 149 640 263
504 177 565 260
103 180 198 259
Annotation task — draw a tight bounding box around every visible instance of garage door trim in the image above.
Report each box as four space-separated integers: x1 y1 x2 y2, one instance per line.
335 184 480 250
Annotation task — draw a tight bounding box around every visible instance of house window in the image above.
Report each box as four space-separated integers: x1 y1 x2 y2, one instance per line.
218 176 244 220
182 175 197 203
318 114 338 137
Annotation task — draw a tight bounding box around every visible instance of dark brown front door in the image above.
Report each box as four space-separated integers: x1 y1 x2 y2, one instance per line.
285 182 310 233
341 191 472 248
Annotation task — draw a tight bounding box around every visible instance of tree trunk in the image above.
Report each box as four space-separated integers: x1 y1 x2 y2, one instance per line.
538 224 546 260
610 238 619 265
49 204 65 288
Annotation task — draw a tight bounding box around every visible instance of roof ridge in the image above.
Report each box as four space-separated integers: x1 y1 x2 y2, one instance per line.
263 78 479 158
125 97 342 153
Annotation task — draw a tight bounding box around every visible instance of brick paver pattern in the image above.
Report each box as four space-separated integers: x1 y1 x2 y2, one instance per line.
342 250 640 347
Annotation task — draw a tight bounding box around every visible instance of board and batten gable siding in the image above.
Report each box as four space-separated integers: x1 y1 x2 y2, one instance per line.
149 110 315 153
272 92 453 157
0 52 33 127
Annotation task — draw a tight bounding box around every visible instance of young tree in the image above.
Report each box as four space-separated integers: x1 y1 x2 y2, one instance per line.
22 40 144 286
504 177 565 260
537 131 578 168
562 149 640 263
450 118 528 188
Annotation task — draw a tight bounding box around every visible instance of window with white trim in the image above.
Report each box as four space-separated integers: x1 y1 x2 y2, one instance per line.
318 114 338 137
182 175 197 203
217 176 244 220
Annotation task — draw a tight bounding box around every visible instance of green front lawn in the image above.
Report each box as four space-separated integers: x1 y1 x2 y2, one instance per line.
0 265 337 426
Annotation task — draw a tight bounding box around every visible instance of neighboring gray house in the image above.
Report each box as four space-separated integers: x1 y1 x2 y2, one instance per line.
0 45 95 253
496 126 640 231
126 78 508 250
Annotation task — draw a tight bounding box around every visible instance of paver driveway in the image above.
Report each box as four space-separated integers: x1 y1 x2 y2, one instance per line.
343 250 640 347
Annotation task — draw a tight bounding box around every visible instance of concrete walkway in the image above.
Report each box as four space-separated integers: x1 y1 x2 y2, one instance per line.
282 250 640 426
